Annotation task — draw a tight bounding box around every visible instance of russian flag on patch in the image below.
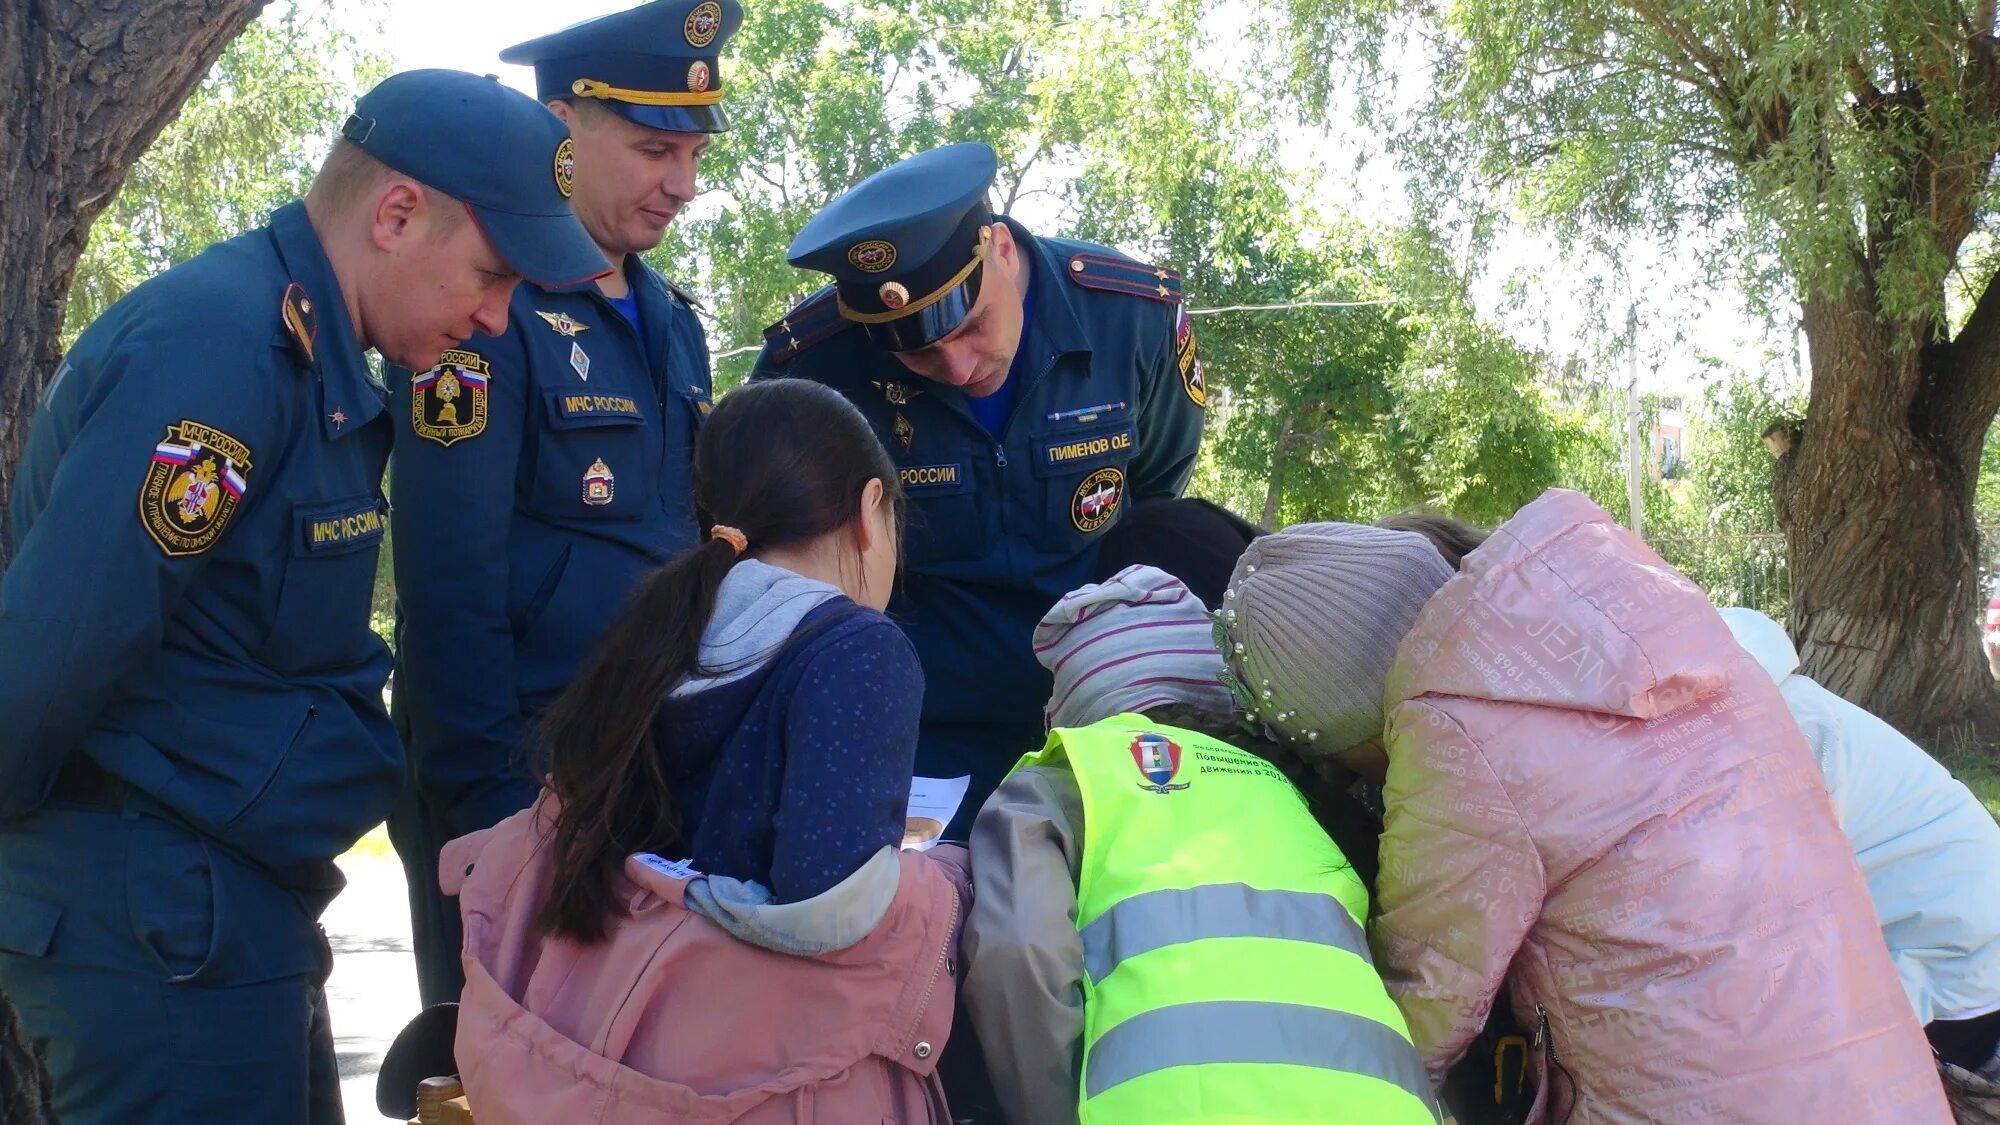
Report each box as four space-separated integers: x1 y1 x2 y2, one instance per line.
152 440 195 466
219 461 247 499
411 369 439 391
454 366 488 389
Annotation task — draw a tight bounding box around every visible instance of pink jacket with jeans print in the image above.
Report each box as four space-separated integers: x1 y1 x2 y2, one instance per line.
1372 490 1948 1124
442 797 967 1124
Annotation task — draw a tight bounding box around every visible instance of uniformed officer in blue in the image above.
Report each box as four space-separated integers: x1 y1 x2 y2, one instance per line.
752 142 1208 831
0 71 606 1124
385 0 740 1007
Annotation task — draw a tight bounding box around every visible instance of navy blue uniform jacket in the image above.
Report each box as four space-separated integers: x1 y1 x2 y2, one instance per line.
751 219 1207 803
0 202 398 905
388 256 710 837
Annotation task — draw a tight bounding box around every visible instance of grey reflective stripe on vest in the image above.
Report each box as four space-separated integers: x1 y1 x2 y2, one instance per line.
1080 883 1370 983
1084 1001 1437 1116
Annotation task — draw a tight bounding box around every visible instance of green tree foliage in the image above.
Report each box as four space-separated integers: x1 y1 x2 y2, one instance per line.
65 0 386 346
1277 0 2000 730
657 0 1573 527
58 1 390 631
649 0 1053 386
1646 368 1802 616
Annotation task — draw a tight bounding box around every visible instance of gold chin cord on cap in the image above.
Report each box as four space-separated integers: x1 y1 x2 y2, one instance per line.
570 78 723 107
710 525 749 555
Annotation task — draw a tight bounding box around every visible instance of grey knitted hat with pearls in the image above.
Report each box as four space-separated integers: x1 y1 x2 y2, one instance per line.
1216 522 1456 757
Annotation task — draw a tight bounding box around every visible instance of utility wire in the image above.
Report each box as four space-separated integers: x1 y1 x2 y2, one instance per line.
706 296 1408 361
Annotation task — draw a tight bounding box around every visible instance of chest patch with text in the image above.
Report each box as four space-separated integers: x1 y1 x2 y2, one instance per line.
1071 467 1125 533
1042 427 1134 469
898 462 968 494
410 349 491 446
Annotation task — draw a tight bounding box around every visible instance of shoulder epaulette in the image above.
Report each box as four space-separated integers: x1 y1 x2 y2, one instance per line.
760 288 854 364
280 282 317 369
1065 250 1183 303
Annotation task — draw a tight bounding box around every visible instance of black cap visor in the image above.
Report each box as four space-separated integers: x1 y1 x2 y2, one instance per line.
611 101 730 134
466 202 612 289
376 1003 460 1119
860 267 985 352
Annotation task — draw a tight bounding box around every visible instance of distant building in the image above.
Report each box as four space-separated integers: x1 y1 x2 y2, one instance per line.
1651 405 1686 481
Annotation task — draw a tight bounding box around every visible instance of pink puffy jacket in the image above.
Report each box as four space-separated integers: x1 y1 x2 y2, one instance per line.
443 798 968 1124
1373 490 1948 1123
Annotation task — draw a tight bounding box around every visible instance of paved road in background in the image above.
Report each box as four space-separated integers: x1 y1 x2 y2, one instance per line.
325 848 420 1123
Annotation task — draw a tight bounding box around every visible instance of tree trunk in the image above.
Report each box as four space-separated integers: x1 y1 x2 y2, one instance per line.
1775 286 1999 739
1261 415 1291 529
0 0 269 570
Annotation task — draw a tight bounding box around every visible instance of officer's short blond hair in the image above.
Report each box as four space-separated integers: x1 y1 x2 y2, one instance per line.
555 97 616 130
310 139 466 238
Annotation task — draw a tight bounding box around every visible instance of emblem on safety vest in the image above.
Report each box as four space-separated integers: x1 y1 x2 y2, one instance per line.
1131 732 1189 794
1072 467 1124 533
411 349 491 446
139 420 252 557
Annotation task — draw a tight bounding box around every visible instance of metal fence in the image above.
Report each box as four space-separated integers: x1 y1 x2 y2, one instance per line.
1645 532 1791 618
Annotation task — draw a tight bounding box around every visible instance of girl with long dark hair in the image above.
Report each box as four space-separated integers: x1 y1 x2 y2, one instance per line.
438 378 968 1123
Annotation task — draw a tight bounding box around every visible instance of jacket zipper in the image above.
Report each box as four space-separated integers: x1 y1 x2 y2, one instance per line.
1534 1002 1572 1125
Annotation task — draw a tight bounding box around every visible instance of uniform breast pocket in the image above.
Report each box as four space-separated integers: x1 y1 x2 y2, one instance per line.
896 460 985 566
1031 420 1138 553
530 390 657 521
263 496 388 675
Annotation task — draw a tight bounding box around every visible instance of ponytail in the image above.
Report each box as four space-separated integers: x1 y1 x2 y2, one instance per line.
531 378 903 943
534 536 740 942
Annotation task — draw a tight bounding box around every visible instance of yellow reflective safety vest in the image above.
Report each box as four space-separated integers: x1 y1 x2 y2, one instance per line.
1014 713 1439 1124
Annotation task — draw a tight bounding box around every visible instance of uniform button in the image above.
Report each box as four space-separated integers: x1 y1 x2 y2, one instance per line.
913 1041 933 1059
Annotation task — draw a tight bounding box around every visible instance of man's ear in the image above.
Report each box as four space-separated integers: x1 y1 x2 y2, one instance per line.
371 179 426 252
988 221 1017 269
548 98 577 127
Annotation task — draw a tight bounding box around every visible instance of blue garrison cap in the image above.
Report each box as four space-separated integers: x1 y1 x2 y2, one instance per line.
340 70 609 289
501 0 743 134
787 142 1000 352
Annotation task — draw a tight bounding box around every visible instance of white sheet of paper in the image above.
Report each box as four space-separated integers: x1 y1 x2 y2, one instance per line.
902 774 971 850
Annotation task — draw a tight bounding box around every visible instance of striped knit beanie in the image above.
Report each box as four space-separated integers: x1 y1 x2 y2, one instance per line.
1217 523 1455 757
1035 565 1235 729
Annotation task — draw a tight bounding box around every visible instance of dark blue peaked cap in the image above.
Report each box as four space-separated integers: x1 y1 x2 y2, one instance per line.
340 70 609 288
501 0 744 134
786 142 1001 352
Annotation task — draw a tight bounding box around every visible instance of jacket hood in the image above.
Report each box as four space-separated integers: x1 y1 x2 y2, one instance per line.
1717 606 1802 684
677 559 844 695
1386 489 1737 721
652 560 844 780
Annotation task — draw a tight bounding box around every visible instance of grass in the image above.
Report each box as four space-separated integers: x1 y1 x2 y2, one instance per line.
1944 753 2000 823
1932 719 2000 821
